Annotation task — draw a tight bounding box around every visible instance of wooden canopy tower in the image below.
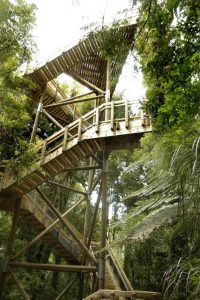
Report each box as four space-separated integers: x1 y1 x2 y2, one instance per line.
0 24 160 299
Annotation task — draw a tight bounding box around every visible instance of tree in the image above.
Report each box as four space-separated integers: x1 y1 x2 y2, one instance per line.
134 0 200 130
0 0 36 162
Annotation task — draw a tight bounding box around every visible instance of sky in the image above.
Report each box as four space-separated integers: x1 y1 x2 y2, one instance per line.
27 0 145 106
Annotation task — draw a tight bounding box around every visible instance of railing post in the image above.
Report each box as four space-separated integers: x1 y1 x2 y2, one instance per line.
110 101 115 130
78 117 83 142
96 106 100 133
125 101 129 129
63 126 69 151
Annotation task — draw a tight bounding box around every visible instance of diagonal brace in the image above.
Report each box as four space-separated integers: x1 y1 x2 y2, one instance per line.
36 187 97 265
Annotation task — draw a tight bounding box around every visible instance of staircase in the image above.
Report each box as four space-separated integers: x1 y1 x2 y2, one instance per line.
19 192 83 263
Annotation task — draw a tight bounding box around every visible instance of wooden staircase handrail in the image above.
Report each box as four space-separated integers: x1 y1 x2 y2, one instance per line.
107 246 134 291
83 289 161 300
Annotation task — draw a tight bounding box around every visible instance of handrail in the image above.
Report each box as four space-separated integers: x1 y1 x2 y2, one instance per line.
107 246 134 291
37 99 145 161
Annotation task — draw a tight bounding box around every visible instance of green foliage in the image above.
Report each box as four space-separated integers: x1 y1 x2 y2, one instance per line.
134 0 200 130
124 225 171 291
0 0 36 162
163 258 200 299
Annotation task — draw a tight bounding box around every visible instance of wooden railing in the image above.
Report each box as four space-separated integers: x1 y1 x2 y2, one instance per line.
83 289 161 299
106 247 133 292
37 100 147 163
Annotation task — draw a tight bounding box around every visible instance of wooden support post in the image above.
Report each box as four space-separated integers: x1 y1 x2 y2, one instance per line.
83 158 95 247
105 59 111 121
42 109 63 129
99 154 108 289
35 188 97 265
87 182 102 249
78 273 84 300
10 269 30 300
83 195 90 247
55 276 78 300
12 197 84 260
30 93 45 143
0 198 21 299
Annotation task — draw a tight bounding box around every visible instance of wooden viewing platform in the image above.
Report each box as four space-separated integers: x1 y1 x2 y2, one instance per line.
0 100 151 197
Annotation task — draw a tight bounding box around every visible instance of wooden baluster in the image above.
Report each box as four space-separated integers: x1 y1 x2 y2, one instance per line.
96 107 100 133
78 117 83 142
125 101 129 129
73 105 76 121
40 139 47 165
110 292 116 300
98 291 104 300
63 126 69 151
110 101 115 130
